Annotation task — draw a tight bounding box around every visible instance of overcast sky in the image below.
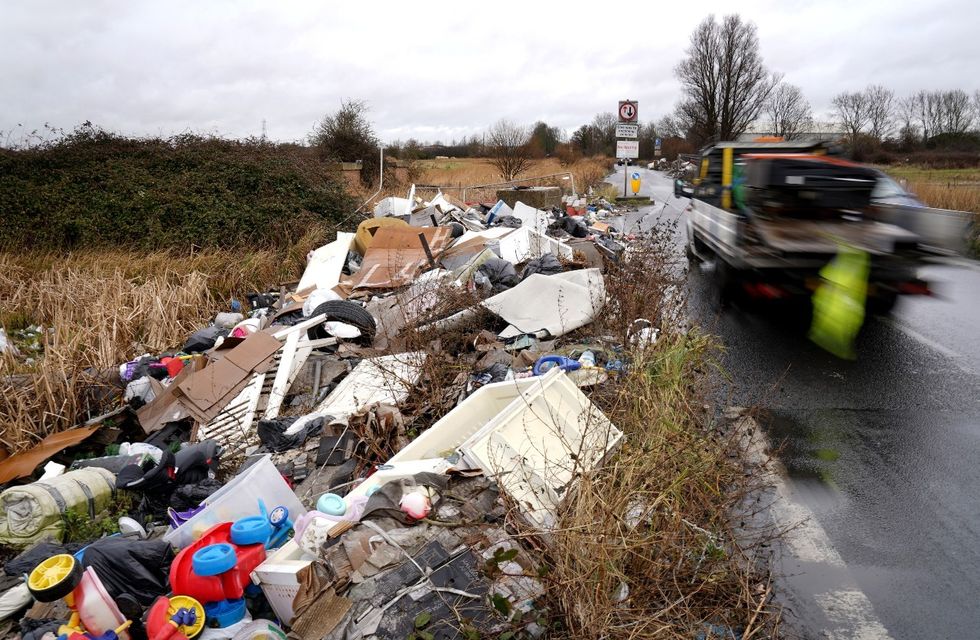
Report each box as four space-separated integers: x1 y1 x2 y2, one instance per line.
2 0 976 145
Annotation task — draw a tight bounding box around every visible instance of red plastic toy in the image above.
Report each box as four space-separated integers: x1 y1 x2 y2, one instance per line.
169 522 267 604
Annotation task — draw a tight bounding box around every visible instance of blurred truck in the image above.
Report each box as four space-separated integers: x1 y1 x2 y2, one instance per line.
674 140 972 312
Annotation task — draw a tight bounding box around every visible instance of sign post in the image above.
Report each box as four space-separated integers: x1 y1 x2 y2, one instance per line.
617 100 639 197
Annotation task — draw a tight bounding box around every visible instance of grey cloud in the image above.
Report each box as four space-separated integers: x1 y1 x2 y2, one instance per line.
1 0 976 145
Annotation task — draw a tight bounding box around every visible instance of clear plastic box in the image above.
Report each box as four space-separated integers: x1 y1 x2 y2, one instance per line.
163 455 307 548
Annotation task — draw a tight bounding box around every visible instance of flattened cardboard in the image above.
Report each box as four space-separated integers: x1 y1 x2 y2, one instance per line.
0 426 101 484
174 331 281 422
347 225 453 290
137 355 206 434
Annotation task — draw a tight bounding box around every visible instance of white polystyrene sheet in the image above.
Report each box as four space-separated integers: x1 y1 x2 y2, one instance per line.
513 202 550 235
496 227 573 264
373 197 411 218
453 227 514 247
427 191 459 213
297 233 354 293
482 269 605 338
312 352 426 420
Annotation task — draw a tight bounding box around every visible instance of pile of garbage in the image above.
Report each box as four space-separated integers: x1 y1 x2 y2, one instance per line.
0 187 661 640
665 158 697 180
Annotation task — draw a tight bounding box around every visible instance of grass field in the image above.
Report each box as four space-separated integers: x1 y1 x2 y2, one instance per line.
414 156 613 202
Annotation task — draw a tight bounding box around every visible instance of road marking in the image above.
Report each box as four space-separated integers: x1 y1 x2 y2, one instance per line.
734 414 895 639
876 316 975 375
816 589 894 640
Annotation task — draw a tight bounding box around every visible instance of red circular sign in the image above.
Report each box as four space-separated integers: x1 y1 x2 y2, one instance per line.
619 101 637 122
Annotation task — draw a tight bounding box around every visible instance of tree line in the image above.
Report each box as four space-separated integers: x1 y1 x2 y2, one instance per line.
315 13 979 184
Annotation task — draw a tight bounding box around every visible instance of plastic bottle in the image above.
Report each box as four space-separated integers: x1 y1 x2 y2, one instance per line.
579 350 596 367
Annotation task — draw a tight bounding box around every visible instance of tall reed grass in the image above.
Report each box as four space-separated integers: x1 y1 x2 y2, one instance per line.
0 226 329 452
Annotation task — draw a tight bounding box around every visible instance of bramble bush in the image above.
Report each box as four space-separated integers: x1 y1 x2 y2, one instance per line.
0 124 354 250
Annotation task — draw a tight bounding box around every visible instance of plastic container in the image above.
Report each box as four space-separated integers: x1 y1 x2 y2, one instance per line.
578 350 596 367
75 567 130 640
232 619 287 640
250 540 317 626
164 455 306 549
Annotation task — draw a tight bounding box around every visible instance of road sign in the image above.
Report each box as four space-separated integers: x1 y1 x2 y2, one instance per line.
615 123 638 138
616 140 639 159
630 171 641 195
655 137 662 149
618 100 638 123
654 149 662 157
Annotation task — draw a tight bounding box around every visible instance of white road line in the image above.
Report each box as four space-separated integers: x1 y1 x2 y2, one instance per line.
876 316 975 375
735 414 895 640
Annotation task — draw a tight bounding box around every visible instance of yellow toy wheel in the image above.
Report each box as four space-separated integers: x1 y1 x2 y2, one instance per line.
28 554 82 602
167 595 206 639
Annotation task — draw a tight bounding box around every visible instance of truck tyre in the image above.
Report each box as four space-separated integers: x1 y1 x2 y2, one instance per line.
867 292 899 315
307 300 377 342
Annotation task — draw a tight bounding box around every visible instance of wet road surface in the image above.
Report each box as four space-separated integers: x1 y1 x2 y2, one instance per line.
611 165 980 639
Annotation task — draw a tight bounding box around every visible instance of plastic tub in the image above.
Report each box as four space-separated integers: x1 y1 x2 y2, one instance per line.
164 455 306 549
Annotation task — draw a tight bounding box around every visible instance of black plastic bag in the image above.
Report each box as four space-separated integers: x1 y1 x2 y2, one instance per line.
181 326 229 353
520 253 564 280
170 477 223 511
5 541 84 576
257 415 325 452
493 215 522 228
80 537 174 606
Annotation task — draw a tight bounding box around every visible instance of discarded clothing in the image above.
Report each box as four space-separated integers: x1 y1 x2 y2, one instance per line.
520 253 564 280
476 258 519 292
258 415 326 453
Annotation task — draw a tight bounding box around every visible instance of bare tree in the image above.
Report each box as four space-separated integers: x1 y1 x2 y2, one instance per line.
656 115 682 139
974 90 980 130
765 83 812 139
865 84 895 141
897 94 920 146
938 89 973 134
832 91 869 141
674 14 780 144
486 119 532 181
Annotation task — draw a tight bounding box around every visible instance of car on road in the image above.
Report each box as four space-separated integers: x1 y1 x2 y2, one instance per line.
870 170 924 207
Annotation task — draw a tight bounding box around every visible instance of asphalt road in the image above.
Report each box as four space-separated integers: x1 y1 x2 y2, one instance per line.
611 164 980 639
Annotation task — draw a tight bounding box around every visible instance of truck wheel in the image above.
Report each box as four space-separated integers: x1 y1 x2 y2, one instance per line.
868 292 899 315
685 240 700 263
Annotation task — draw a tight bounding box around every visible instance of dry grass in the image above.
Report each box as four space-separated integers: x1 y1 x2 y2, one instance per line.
414 156 613 202
906 181 980 213
0 226 331 453
883 166 980 213
528 233 778 638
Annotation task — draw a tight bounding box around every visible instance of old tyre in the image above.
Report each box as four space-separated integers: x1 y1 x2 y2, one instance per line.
307 300 377 342
28 553 82 602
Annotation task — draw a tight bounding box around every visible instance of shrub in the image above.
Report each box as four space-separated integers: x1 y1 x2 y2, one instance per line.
0 124 354 250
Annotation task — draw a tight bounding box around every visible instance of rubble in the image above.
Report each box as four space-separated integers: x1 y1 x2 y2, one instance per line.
0 184 670 639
